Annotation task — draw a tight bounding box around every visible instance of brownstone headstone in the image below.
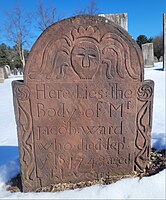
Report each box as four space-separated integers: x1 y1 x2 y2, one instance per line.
12 15 154 192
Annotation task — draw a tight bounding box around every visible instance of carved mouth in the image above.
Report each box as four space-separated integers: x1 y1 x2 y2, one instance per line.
82 65 90 68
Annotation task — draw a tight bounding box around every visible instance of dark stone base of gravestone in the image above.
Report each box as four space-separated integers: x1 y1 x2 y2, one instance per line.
12 15 154 192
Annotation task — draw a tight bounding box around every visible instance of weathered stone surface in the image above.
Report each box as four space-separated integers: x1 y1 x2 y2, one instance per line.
164 14 166 70
99 13 128 31
0 68 4 83
142 43 154 68
12 15 154 192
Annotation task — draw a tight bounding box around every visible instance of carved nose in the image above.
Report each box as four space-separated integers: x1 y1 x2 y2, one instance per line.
82 55 90 68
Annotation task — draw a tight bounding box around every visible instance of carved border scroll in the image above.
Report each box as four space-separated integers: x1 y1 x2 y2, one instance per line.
12 81 41 192
134 80 154 173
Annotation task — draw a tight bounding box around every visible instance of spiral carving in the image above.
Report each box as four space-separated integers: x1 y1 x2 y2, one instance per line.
137 84 152 101
14 85 30 101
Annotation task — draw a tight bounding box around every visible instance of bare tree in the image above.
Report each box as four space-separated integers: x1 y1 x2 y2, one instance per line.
74 0 100 15
36 0 63 31
87 0 100 15
152 33 163 61
4 5 32 68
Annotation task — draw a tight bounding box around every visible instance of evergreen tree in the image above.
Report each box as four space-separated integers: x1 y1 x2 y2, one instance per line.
136 35 153 48
0 43 10 66
0 43 30 69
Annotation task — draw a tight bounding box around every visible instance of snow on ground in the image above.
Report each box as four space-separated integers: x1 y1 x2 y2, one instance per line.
0 75 22 147
0 170 165 199
144 62 166 151
0 63 165 199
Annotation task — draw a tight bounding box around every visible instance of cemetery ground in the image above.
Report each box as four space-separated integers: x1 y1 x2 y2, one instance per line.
0 62 165 199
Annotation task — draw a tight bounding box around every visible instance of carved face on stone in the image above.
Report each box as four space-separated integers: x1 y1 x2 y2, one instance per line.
71 40 100 79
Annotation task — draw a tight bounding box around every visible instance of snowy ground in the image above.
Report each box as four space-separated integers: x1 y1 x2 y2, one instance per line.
0 63 165 199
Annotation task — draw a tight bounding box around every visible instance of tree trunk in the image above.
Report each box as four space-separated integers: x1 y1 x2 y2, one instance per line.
21 49 25 68
17 43 25 68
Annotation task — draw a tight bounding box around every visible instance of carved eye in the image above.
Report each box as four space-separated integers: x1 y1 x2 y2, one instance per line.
88 54 96 58
77 53 85 57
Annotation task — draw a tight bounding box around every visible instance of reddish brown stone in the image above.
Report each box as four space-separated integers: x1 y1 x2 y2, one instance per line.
12 15 154 192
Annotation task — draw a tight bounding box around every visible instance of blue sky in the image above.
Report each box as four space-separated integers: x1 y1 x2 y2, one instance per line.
0 0 165 48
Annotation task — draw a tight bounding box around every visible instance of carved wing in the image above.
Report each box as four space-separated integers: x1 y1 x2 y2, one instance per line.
28 37 71 81
101 33 141 80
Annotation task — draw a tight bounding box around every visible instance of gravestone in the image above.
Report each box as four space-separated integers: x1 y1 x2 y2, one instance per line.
0 66 8 79
159 56 163 62
5 65 11 76
3 66 9 78
19 68 23 75
142 43 154 68
13 68 18 75
12 15 154 192
154 56 158 63
164 14 166 70
0 68 4 83
99 13 128 31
